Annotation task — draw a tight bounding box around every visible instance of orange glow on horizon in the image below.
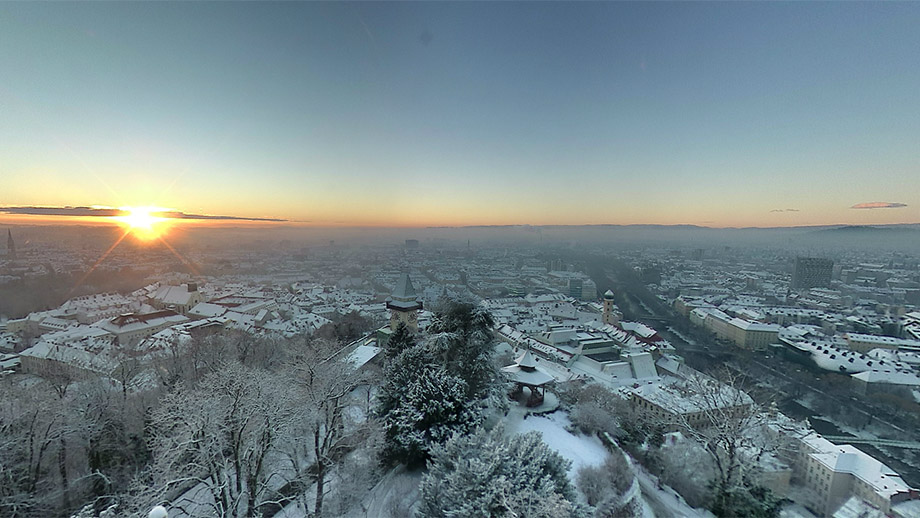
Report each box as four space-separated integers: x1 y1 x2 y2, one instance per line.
113 206 173 241
0 204 917 230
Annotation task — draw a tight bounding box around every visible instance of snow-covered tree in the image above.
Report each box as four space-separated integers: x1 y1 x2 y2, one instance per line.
565 382 622 438
154 331 289 388
384 322 415 360
289 339 371 517
660 371 780 518
377 343 437 417
381 366 481 467
0 380 61 517
426 302 499 400
577 449 639 518
418 426 583 518
658 434 716 508
0 366 116 517
139 362 301 517
378 301 502 467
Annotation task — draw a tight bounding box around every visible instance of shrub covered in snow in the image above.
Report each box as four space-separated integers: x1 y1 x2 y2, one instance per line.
418 426 585 518
561 382 624 438
577 450 639 518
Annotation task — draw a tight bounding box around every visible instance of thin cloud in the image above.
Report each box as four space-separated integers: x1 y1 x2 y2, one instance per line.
0 206 122 217
769 208 800 213
0 206 286 222
851 202 907 210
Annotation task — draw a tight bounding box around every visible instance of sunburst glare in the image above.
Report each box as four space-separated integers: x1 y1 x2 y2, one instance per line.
114 206 172 241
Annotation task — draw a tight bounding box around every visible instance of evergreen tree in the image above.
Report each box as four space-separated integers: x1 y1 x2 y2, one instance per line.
377 301 501 467
427 302 498 400
385 321 415 360
381 367 481 467
710 483 780 518
377 344 436 417
419 426 583 518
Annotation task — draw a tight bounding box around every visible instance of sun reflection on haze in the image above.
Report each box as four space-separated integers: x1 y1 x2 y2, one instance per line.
113 206 173 241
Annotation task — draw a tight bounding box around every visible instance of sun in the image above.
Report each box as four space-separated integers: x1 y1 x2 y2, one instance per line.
115 206 172 241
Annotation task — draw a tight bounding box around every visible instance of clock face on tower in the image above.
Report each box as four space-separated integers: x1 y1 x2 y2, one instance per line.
409 312 417 321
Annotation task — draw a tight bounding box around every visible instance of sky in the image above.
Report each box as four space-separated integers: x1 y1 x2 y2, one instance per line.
1 2 919 228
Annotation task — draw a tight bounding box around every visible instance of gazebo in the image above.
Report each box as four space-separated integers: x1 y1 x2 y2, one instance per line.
502 350 555 407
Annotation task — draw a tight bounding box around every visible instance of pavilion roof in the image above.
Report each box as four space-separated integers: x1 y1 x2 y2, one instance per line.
501 364 554 386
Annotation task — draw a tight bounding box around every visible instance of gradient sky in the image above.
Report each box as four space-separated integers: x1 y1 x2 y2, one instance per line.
1 2 919 228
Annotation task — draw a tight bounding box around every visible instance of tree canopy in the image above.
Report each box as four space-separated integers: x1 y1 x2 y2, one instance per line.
419 426 584 518
377 302 501 466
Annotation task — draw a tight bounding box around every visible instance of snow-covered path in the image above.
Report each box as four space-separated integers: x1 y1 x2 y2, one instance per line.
631 458 713 518
352 465 423 518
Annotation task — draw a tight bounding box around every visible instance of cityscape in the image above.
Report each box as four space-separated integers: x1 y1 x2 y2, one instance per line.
2 3 920 518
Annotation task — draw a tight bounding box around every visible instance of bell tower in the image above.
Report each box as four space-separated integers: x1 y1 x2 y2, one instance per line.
602 289 619 326
386 273 422 332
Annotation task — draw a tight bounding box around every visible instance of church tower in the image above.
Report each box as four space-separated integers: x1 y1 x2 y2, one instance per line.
386 273 422 332
602 289 619 326
6 230 15 260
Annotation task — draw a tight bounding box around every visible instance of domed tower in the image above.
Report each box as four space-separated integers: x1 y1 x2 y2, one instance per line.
387 273 422 332
602 289 619 326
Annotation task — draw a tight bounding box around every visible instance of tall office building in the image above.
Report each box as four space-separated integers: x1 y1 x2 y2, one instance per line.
792 257 833 290
568 278 583 299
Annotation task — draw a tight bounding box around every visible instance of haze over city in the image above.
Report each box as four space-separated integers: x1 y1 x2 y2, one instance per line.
2 2 919 229
4 4 920 518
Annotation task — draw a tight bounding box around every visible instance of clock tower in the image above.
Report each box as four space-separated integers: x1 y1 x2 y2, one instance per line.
387 273 422 332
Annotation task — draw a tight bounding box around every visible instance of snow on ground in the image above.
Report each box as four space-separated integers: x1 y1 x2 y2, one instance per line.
503 405 717 517
504 409 608 478
275 500 308 518
794 394 818 411
779 503 819 518
667 326 696 345
165 482 216 518
631 456 714 518
353 464 423 518
828 419 886 441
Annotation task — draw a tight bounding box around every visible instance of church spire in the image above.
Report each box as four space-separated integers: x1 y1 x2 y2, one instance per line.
6 229 14 260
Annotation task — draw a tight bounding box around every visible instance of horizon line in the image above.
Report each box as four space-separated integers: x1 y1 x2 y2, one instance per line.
1 216 918 232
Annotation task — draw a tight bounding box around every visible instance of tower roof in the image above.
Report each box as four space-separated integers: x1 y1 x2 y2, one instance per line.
391 273 418 302
515 350 538 369
387 272 422 311
604 289 615 299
